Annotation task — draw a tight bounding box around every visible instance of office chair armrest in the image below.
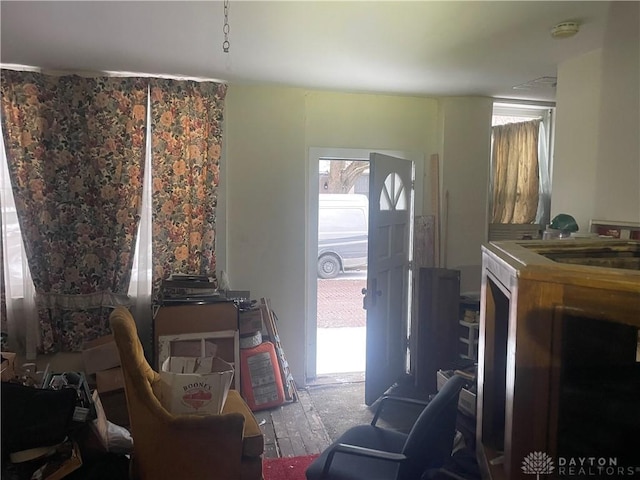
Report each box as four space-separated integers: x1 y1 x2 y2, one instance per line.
371 395 430 425
321 443 407 478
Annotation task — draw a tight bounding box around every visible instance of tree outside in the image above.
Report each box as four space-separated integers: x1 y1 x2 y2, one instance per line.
320 160 368 195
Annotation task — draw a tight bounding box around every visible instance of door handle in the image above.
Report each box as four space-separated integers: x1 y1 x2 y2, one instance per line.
362 279 381 310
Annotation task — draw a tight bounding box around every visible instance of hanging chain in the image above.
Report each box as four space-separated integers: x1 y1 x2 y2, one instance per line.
222 0 230 53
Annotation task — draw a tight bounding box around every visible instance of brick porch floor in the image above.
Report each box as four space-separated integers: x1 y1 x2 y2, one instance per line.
316 278 366 328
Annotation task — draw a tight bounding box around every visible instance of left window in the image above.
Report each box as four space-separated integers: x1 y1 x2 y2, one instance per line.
0 127 31 299
1 125 39 357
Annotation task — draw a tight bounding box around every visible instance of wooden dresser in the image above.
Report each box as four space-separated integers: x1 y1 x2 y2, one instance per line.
476 240 640 480
153 301 240 390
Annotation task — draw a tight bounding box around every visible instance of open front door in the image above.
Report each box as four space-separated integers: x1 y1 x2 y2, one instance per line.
364 153 414 405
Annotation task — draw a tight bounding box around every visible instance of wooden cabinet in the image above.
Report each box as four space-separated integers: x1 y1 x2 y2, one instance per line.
476 240 640 480
153 302 240 389
412 268 460 393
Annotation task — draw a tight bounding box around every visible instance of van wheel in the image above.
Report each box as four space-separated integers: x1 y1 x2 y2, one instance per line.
318 255 340 279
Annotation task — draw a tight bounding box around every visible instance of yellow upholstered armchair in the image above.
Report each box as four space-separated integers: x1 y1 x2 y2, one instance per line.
109 306 264 480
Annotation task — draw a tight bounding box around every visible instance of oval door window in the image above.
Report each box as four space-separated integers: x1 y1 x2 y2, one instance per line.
379 172 407 211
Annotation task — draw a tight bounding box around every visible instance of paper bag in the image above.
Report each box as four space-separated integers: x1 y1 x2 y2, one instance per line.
159 357 234 415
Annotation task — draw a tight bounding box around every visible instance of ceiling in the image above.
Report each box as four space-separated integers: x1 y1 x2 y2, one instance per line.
0 1 612 102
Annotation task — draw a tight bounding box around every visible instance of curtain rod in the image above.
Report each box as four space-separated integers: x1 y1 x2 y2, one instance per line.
0 63 227 84
493 97 555 108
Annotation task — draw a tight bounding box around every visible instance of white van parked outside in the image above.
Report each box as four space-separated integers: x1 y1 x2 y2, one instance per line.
317 194 368 279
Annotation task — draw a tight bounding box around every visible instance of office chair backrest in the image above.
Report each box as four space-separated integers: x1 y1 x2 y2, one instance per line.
401 375 466 478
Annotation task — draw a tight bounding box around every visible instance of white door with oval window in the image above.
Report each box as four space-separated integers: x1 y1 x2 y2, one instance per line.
363 153 414 405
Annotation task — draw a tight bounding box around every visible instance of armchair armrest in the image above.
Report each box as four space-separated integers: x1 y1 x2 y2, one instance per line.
371 395 430 426
163 411 246 449
322 443 407 478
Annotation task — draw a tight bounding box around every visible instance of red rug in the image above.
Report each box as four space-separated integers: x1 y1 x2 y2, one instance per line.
263 454 319 480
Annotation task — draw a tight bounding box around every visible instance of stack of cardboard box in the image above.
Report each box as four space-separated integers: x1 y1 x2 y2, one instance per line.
81 335 129 429
1 351 17 382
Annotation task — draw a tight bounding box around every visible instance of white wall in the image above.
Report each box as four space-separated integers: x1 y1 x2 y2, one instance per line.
304 91 438 215
224 87 455 384
554 2 640 229
224 86 307 384
439 97 493 293
553 49 603 231
594 1 640 222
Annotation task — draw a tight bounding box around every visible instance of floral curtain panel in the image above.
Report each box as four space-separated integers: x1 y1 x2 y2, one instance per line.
491 119 541 224
0 71 148 352
0 206 6 344
150 79 227 295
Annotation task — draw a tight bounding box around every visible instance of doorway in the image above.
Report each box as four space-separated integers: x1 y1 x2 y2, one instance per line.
306 148 424 385
316 160 369 375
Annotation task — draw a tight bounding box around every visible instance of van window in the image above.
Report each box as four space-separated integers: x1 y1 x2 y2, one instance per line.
319 208 367 233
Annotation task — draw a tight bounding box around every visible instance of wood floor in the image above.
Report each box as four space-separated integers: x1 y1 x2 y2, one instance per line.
254 389 332 459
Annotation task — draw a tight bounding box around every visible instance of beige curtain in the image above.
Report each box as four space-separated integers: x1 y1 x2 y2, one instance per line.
491 120 540 224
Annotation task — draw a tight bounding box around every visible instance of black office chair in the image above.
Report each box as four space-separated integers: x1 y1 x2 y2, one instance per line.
306 375 466 480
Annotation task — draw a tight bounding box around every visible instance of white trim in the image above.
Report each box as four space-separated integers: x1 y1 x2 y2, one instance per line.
493 98 555 108
493 103 552 119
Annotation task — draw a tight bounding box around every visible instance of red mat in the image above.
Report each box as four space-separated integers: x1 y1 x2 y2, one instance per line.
263 454 319 480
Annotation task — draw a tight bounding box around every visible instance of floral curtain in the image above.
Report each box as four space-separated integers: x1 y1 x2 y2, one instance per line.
491 119 541 224
0 71 148 352
0 207 6 346
150 79 227 295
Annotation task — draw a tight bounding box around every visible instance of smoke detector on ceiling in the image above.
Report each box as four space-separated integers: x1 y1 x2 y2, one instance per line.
551 21 580 39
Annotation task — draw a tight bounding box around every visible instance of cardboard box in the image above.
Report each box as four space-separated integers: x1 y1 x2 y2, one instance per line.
100 389 130 428
159 356 234 415
1 351 16 381
33 441 83 480
239 308 263 335
82 335 120 375
436 370 448 391
157 331 237 376
90 391 109 448
458 387 477 417
96 367 125 394
74 390 109 459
